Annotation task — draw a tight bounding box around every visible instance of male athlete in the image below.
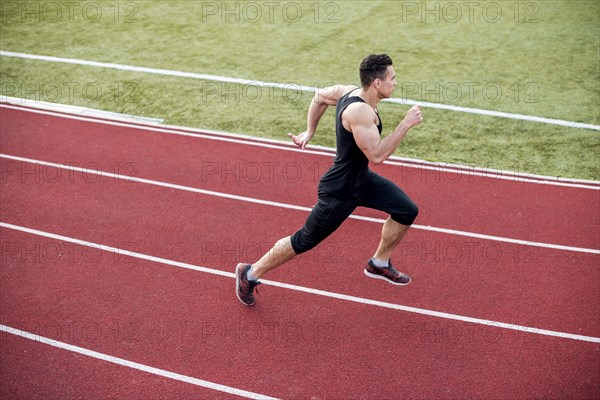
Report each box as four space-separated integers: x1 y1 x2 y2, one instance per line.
236 54 422 306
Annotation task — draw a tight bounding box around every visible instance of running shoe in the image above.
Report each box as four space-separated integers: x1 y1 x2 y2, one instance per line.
364 259 411 285
235 263 261 306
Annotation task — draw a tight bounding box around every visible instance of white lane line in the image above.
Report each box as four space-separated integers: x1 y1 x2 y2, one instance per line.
1 153 598 255
382 159 600 190
1 222 598 344
2 101 599 190
1 50 599 131
0 324 279 400
385 97 600 131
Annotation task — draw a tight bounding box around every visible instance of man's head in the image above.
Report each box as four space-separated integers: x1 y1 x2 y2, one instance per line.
359 54 396 98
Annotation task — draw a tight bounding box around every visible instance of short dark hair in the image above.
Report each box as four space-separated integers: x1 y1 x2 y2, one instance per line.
359 54 393 88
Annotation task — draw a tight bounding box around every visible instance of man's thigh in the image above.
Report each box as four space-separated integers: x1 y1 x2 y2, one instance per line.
291 195 358 254
359 172 418 225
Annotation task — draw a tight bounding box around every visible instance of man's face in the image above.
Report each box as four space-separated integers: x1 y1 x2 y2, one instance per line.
375 65 397 99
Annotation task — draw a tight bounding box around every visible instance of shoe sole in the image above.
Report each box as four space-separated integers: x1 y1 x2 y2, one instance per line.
235 263 255 306
364 269 411 286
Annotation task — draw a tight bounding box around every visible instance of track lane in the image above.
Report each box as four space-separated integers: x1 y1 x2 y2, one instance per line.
0 332 248 400
1 229 598 400
1 105 598 250
2 102 599 399
1 162 598 337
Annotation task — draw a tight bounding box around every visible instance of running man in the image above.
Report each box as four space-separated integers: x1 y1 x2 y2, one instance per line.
236 54 422 306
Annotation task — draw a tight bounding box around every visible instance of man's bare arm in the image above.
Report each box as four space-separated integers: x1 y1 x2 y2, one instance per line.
288 84 358 149
349 103 422 164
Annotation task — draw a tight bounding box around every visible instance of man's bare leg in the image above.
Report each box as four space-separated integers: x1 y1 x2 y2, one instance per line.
251 236 297 279
363 217 412 285
236 236 297 305
373 217 410 262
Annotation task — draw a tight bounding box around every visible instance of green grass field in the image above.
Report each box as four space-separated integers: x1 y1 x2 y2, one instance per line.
1 0 599 179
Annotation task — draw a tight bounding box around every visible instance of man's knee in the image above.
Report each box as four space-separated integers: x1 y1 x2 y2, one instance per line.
409 202 419 221
291 229 320 254
391 202 419 226
275 236 297 253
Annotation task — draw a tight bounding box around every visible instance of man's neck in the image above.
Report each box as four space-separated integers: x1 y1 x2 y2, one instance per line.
357 87 381 109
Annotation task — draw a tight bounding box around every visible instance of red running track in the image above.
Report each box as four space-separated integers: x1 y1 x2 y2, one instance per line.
1 157 598 336
1 102 599 399
1 229 598 399
1 333 243 400
1 105 598 249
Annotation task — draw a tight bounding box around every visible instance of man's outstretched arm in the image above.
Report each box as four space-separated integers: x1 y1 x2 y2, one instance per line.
350 103 422 165
288 84 357 149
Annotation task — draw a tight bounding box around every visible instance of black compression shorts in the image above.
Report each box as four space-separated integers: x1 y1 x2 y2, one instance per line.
290 171 418 255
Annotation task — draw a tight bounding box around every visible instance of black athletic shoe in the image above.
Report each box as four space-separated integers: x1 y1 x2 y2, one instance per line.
235 263 261 306
364 259 411 285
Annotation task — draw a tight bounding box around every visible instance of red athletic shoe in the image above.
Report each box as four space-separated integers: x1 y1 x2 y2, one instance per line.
235 263 261 306
364 259 411 285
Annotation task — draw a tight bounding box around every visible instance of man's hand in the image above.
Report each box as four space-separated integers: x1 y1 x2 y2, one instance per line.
288 131 314 150
402 105 423 129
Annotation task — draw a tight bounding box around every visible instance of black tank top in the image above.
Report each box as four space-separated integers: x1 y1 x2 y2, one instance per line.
318 89 383 198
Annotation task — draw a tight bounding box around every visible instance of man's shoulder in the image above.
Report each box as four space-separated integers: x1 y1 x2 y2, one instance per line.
339 100 377 134
316 85 359 106
342 100 375 121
